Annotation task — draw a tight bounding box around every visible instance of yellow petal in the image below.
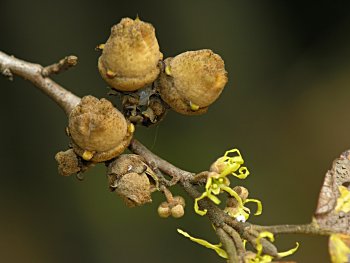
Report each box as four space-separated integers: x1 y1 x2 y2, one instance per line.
207 192 221 205
244 198 263 216
255 232 274 257
194 192 208 216
177 229 228 259
221 186 244 208
278 242 299 258
329 234 350 263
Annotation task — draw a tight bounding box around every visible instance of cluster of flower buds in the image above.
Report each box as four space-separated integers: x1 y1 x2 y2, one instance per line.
157 195 186 218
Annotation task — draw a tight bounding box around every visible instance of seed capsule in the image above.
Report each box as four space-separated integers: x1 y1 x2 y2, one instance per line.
157 49 228 115
68 96 134 162
107 154 157 207
98 17 163 91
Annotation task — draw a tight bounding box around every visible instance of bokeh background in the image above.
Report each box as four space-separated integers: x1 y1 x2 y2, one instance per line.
1 1 350 262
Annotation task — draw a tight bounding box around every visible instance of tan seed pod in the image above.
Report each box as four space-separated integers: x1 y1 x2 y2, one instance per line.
107 154 148 178
107 154 159 191
157 49 228 115
68 96 134 162
112 172 152 207
98 17 163 91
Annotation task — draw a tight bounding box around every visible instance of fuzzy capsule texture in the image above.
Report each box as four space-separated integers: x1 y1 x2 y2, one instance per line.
98 17 163 91
157 49 228 115
55 149 81 176
68 96 133 162
113 172 152 207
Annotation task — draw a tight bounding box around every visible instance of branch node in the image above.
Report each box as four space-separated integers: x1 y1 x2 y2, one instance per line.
42 55 78 77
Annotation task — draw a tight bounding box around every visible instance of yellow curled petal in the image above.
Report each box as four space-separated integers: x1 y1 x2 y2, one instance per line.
221 186 244 208
205 176 213 191
256 232 274 257
232 166 250 179
207 192 221 205
244 198 263 216
277 242 299 258
194 192 208 216
220 163 241 177
177 229 228 259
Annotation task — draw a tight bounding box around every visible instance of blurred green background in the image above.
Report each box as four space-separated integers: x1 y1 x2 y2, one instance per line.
1 1 350 262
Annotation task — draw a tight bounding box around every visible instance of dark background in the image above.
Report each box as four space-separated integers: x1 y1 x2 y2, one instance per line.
1 1 350 262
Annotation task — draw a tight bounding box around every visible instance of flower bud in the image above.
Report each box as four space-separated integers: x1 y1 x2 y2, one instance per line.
171 204 185 218
173 196 186 208
157 202 171 218
98 17 163 91
68 96 134 162
157 49 227 115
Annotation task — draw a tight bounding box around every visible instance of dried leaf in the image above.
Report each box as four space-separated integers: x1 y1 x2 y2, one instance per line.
314 150 350 234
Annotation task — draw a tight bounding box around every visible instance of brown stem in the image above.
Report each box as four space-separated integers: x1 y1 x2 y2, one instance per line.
42 55 78 77
222 223 245 256
130 139 280 258
252 222 334 236
216 227 239 263
0 51 80 115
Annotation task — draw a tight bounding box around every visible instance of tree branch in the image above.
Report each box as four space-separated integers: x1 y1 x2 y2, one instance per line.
1 50 342 262
252 222 334 236
216 227 239 263
42 55 78 77
0 51 80 115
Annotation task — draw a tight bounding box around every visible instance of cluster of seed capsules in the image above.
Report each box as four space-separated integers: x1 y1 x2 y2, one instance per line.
55 17 228 213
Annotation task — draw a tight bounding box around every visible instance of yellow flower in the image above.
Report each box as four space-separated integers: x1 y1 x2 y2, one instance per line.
247 231 299 263
194 149 262 220
211 149 250 179
225 198 262 222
